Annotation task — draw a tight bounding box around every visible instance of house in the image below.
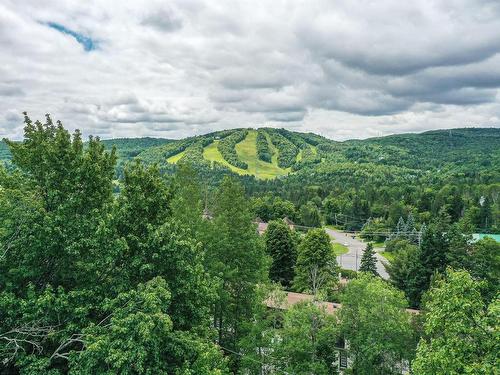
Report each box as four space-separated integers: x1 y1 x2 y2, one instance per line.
265 291 417 374
253 217 268 235
253 217 295 236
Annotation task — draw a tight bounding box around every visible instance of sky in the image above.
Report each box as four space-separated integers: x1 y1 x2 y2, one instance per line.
1 0 500 141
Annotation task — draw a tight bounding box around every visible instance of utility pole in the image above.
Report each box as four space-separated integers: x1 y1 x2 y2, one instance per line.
355 247 358 271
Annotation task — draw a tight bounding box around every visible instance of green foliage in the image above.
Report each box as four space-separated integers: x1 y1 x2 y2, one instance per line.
203 177 268 370
0 115 228 374
255 130 272 162
359 243 379 276
270 302 339 375
340 274 417 375
265 220 297 288
299 201 322 227
293 228 337 296
386 243 424 308
412 269 499 374
251 195 297 222
467 238 500 301
267 129 299 168
217 130 248 169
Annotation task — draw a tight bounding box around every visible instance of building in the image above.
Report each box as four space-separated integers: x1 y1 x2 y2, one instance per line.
472 233 500 243
253 217 295 236
265 291 417 374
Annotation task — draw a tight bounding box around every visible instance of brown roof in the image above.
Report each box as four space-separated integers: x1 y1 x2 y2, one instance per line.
265 291 419 315
266 291 341 314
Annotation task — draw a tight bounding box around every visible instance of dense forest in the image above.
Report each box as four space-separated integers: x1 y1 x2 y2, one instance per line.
0 114 499 374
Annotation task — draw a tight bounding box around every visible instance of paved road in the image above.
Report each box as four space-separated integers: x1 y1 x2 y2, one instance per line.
325 228 389 279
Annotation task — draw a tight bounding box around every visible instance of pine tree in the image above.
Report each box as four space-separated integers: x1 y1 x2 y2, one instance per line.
265 220 297 288
359 242 379 276
293 228 337 295
396 217 406 235
203 177 268 370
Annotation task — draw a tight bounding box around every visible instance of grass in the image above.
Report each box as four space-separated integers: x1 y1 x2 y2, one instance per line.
166 150 186 164
332 242 349 256
203 140 248 174
235 130 289 179
372 241 386 248
380 251 395 262
161 129 291 179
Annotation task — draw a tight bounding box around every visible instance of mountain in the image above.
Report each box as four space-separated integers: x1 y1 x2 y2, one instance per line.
135 127 500 179
2 128 499 181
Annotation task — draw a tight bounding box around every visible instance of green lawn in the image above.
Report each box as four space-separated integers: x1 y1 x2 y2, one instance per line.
380 251 395 262
332 242 349 256
166 150 186 164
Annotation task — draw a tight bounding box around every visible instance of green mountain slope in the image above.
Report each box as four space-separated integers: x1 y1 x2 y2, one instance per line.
3 128 499 181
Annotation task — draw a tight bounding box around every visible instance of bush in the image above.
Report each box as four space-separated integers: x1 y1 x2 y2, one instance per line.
256 130 272 162
340 268 358 279
217 130 248 169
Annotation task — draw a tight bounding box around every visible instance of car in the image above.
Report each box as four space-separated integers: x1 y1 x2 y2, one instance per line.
343 242 348 246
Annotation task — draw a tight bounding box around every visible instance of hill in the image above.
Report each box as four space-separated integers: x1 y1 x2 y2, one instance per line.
136 127 499 179
2 128 499 181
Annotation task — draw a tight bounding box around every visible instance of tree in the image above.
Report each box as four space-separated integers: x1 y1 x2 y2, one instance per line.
69 277 229 374
264 220 297 288
412 269 499 374
203 177 268 370
386 243 426 308
0 116 226 374
1 113 119 292
270 302 338 375
340 274 417 375
359 242 379 276
293 228 337 296
468 238 500 301
299 201 321 227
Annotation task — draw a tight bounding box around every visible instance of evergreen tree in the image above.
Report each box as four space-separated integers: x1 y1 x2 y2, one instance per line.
396 217 406 235
293 228 337 296
203 177 268 370
299 200 321 227
265 219 297 288
359 242 379 276
386 242 426 308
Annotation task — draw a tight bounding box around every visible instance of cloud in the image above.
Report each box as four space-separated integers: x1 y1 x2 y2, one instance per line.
0 0 498 141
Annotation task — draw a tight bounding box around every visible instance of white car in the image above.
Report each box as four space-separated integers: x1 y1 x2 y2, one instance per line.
343 242 348 246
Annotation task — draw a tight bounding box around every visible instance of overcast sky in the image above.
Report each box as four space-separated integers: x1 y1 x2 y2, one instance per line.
1 0 500 140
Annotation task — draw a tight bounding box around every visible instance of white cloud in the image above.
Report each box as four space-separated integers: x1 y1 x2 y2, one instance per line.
0 0 499 141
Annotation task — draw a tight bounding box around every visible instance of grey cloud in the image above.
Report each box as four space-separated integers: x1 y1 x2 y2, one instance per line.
141 6 183 32
0 0 499 141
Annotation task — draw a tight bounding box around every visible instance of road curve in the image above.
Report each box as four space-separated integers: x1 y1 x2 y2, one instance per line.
325 228 389 279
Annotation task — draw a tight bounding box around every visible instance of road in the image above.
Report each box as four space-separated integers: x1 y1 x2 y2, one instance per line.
325 228 389 279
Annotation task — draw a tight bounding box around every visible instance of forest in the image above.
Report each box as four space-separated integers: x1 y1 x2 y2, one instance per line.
0 114 499 374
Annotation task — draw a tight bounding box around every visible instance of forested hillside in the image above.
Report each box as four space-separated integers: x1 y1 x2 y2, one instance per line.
1 115 498 374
